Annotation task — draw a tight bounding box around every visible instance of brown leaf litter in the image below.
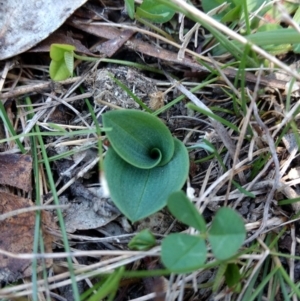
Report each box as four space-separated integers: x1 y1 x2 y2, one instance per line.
0 154 32 192
0 152 55 286
0 191 54 282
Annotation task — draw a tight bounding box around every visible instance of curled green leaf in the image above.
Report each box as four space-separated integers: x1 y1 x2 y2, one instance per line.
103 110 174 169
103 110 189 222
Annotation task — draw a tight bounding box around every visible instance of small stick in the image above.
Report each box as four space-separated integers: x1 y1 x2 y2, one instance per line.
0 77 82 100
0 204 69 221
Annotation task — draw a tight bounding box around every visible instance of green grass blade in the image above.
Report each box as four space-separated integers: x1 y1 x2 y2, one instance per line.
247 267 279 301
279 265 300 299
246 28 300 46
35 124 80 301
81 89 104 186
0 100 25 152
278 272 291 301
153 78 218 116
0 128 98 144
241 255 263 301
25 97 42 301
187 103 240 133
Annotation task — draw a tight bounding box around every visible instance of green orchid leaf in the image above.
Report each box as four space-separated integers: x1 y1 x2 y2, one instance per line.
232 180 255 198
124 0 135 19
208 207 246 260
201 0 227 14
128 229 156 250
136 0 175 23
102 110 174 169
161 233 206 273
136 7 175 23
50 44 75 61
225 263 242 290
221 5 241 23
293 43 300 54
49 44 75 81
104 137 189 222
167 191 206 233
64 51 74 75
103 109 189 222
49 60 73 81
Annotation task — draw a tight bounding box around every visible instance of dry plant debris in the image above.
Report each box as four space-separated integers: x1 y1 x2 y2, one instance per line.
0 154 32 191
59 191 119 233
0 191 54 282
1 0 300 300
88 66 159 109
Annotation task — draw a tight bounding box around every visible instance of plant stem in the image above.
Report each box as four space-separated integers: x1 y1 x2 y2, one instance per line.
73 53 100 61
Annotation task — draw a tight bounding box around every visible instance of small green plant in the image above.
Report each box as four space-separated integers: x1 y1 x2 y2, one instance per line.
49 44 98 81
102 109 189 222
128 229 156 250
50 1 177 81
80 266 125 301
161 191 246 273
125 0 175 23
49 44 75 81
